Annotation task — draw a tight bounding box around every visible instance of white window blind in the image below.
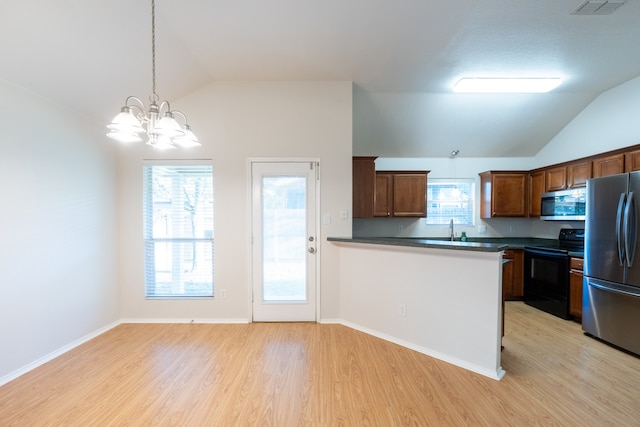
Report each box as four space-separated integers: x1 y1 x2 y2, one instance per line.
143 164 214 298
426 179 475 226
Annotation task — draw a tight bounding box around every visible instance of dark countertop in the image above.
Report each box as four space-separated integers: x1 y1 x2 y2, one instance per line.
327 236 584 257
327 236 508 253
385 236 557 249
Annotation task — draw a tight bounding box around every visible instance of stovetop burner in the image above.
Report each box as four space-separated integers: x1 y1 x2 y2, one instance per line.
525 228 584 254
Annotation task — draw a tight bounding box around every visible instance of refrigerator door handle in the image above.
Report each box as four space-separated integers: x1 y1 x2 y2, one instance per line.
624 191 637 267
616 193 627 267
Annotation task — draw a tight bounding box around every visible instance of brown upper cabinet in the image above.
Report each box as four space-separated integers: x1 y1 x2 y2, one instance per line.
544 161 591 192
374 173 392 217
593 154 624 178
352 157 377 218
375 171 429 217
544 166 567 192
625 149 640 172
568 161 592 188
480 171 528 218
360 145 640 222
352 157 429 218
529 170 545 217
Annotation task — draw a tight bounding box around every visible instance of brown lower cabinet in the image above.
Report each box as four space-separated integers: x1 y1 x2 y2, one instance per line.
502 249 524 300
569 257 584 322
501 248 524 350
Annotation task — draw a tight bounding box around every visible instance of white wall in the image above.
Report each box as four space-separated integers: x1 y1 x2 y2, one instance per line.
117 81 352 322
533 75 640 169
353 156 580 239
0 79 119 382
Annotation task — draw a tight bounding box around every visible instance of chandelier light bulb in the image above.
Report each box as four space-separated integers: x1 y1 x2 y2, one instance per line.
173 124 200 148
152 112 185 138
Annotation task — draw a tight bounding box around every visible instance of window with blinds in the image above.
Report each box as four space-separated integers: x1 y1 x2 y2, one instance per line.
143 163 214 298
426 179 475 226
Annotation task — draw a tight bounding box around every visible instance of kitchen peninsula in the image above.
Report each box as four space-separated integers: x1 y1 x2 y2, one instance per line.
328 237 508 380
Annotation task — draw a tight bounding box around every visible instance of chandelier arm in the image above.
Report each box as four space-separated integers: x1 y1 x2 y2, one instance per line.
158 100 172 114
128 104 146 122
125 96 145 109
171 110 190 125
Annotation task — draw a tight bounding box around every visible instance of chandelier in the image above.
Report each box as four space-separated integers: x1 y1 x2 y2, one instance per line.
106 0 199 149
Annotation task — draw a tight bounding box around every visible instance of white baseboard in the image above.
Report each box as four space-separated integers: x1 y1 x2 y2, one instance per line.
0 320 122 387
119 318 250 324
318 318 341 324
339 320 505 381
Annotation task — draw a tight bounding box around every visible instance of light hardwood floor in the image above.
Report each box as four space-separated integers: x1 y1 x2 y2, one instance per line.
1 302 639 426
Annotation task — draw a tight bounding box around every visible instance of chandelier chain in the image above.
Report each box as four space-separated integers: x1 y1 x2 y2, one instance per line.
151 0 156 99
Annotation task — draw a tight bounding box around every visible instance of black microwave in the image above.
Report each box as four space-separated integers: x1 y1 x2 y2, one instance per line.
540 188 586 221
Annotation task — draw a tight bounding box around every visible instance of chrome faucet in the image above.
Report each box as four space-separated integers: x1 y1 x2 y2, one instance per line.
449 218 454 241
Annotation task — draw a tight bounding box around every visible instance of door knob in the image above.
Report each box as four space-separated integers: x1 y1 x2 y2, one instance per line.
308 247 316 253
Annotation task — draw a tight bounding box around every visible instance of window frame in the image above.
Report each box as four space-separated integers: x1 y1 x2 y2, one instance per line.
425 178 476 226
142 160 214 299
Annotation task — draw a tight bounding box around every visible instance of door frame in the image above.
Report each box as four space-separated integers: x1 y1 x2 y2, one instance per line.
247 158 321 322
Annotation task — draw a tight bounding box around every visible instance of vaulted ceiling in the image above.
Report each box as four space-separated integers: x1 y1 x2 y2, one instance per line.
2 0 639 157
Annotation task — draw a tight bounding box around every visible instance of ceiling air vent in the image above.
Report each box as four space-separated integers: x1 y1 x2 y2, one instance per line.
571 1 626 15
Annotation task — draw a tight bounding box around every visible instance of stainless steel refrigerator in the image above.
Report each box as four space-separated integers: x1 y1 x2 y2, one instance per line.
583 172 640 355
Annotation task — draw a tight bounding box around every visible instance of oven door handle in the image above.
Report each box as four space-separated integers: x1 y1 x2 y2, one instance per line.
616 193 627 267
524 247 568 259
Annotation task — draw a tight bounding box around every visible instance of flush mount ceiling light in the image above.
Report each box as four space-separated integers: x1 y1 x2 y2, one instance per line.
106 0 200 149
453 78 562 94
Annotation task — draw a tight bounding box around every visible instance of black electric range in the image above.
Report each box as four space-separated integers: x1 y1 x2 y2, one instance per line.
522 229 584 319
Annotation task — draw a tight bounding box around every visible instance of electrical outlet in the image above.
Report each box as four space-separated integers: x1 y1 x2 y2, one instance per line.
219 288 227 299
399 304 407 317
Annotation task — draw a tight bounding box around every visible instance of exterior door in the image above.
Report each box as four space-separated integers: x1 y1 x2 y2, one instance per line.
251 161 318 321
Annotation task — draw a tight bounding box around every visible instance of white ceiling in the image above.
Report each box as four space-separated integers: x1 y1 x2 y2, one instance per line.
2 0 640 158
